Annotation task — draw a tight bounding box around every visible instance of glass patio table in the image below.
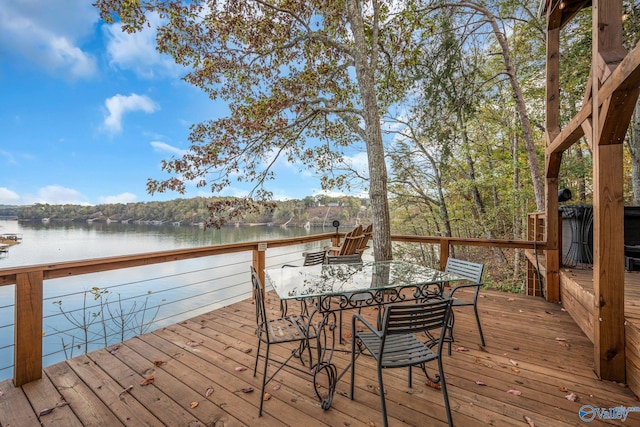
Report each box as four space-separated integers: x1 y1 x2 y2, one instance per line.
264 260 465 409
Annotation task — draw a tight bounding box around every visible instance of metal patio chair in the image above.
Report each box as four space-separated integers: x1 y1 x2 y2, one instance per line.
250 266 317 416
280 250 327 315
282 250 327 268
325 253 363 265
350 298 455 427
325 252 364 343
444 257 485 354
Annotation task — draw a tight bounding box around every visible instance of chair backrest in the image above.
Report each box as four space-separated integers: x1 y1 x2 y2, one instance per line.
346 224 363 238
383 298 452 337
250 266 268 335
338 235 363 255
345 224 373 253
360 224 373 246
303 250 326 266
337 225 364 255
445 257 484 283
338 225 365 255
325 253 363 264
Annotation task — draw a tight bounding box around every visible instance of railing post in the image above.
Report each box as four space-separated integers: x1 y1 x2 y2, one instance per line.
252 243 266 291
14 271 43 386
439 238 450 271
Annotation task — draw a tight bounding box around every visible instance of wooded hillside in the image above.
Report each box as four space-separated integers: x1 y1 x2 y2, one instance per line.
0 196 371 228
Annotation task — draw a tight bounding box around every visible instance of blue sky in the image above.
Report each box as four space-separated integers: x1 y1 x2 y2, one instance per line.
0 1 368 206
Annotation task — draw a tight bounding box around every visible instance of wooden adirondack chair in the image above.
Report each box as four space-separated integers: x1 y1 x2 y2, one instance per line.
327 225 364 256
355 224 372 254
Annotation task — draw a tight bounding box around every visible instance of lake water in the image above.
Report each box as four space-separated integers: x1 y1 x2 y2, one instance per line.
0 219 331 380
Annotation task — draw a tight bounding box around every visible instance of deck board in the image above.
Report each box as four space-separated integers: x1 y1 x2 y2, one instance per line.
1 288 639 426
557 266 640 401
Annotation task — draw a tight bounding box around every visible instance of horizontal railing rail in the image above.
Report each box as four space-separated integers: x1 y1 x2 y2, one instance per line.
391 235 546 270
0 231 545 386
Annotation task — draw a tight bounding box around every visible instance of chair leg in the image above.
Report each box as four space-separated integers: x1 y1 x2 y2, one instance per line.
350 336 358 400
474 305 485 347
339 310 343 345
254 339 262 377
447 311 455 356
438 358 454 427
377 364 389 427
259 344 270 416
340 307 362 345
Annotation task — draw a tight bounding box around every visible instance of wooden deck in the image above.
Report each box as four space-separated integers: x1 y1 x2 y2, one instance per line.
1 288 639 426
559 266 640 399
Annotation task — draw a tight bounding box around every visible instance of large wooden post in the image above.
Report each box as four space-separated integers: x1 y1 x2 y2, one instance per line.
591 0 626 382
439 237 450 271
252 244 266 290
14 271 43 386
544 5 562 302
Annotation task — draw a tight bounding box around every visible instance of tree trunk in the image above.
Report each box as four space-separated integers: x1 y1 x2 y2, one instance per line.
483 7 545 211
444 1 545 211
347 0 392 261
576 142 588 203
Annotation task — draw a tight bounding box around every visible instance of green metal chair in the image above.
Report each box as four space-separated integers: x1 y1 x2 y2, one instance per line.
444 258 485 354
250 266 317 416
350 298 454 427
325 253 364 343
280 250 327 316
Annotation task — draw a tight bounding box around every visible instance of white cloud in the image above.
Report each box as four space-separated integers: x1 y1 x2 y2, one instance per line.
313 189 348 198
21 185 90 205
104 12 182 79
0 188 21 205
98 193 137 204
341 151 370 178
150 141 187 157
48 36 97 79
103 93 159 133
0 0 98 79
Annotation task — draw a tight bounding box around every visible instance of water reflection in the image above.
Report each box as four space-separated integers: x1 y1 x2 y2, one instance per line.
0 220 330 380
0 220 326 267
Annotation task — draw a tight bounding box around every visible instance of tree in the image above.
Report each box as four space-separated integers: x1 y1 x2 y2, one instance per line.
424 0 546 211
95 0 432 261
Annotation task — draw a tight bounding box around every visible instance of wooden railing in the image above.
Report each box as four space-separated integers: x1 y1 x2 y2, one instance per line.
0 231 543 386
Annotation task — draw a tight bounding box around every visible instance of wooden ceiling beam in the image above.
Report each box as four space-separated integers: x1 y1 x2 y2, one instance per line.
559 0 592 28
546 42 640 156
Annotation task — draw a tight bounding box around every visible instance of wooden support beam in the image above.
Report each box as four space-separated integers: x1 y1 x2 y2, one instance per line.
546 104 588 157
439 238 450 272
544 4 562 302
544 18 561 182
559 0 592 29
545 17 561 146
598 87 640 146
592 142 626 381
14 271 43 386
581 118 593 148
545 178 560 302
546 41 640 157
591 0 626 383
